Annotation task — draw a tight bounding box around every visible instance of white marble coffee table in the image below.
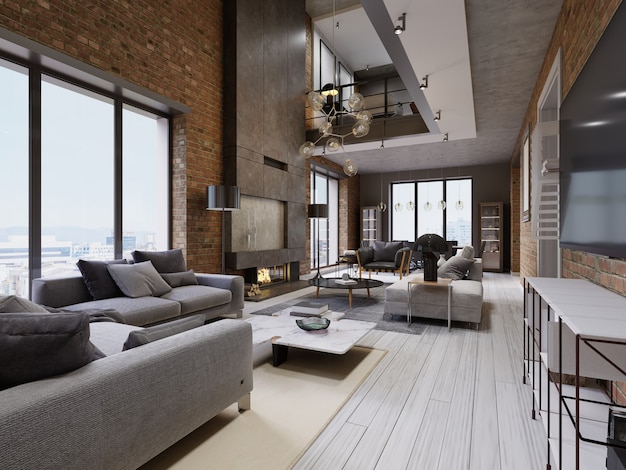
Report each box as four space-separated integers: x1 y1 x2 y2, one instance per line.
246 308 376 366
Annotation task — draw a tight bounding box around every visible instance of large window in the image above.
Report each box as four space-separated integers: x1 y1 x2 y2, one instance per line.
446 179 473 246
391 178 473 246
122 105 169 257
310 169 338 270
0 56 170 297
391 182 415 241
417 181 444 237
41 77 115 272
0 60 29 296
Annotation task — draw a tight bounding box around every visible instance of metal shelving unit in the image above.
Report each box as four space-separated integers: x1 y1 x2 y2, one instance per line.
479 202 503 272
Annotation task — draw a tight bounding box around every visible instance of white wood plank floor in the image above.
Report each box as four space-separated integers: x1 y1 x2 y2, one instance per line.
276 272 548 470
286 273 546 470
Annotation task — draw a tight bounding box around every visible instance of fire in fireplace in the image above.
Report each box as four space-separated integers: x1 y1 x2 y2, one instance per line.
256 265 286 286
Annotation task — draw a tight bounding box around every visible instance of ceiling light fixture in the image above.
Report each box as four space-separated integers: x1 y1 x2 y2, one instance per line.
443 133 449 142
377 174 387 212
434 110 441 121
420 75 428 90
394 13 406 35
298 0 370 175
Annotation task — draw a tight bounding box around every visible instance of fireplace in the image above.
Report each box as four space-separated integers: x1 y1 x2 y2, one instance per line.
244 262 299 288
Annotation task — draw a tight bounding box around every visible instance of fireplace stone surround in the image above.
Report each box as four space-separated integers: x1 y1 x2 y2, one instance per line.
223 0 307 276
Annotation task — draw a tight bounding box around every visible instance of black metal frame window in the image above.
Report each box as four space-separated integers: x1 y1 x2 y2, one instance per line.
0 46 177 298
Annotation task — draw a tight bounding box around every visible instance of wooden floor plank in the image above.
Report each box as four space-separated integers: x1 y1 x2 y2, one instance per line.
374 330 452 469
437 331 478 470
469 316 501 470
407 399 450 470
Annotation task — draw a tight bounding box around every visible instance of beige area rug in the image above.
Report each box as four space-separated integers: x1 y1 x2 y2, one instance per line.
141 346 386 470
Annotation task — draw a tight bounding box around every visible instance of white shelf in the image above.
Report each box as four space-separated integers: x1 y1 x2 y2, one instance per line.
524 277 626 470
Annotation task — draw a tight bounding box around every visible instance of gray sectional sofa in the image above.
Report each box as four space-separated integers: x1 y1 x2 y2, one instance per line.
32 271 244 326
384 257 484 324
0 317 253 470
31 249 245 326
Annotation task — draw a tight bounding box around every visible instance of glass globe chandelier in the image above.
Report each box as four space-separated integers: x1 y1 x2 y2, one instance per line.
300 90 372 163
298 0 370 176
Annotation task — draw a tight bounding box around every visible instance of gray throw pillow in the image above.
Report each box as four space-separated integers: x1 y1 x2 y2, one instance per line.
122 314 205 350
107 261 172 298
0 295 49 313
160 270 198 288
131 249 186 274
460 245 475 259
0 311 98 390
438 255 475 280
77 259 128 300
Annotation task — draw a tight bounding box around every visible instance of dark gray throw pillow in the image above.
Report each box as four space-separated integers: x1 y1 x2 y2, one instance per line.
77 259 128 300
122 314 205 350
160 270 198 288
438 255 475 280
358 246 375 265
372 241 403 262
131 248 186 274
0 311 98 390
107 261 172 298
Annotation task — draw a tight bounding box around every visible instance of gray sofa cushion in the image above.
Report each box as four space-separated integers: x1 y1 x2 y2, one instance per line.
122 314 205 350
61 296 181 327
76 259 128 300
0 295 49 313
438 255 475 280
160 285 232 315
131 248 186 273
358 246 375 265
0 311 97 389
161 270 198 288
107 261 172 298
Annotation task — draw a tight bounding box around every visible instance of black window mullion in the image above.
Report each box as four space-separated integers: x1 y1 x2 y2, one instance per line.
114 100 123 259
28 67 42 295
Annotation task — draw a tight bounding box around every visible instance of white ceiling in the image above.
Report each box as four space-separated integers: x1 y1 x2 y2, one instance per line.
306 0 564 174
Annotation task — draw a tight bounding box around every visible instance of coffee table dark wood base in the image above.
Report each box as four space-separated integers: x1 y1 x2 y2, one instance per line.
308 277 384 308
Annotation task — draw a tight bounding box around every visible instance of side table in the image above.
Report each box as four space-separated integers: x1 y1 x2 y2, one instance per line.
407 278 453 330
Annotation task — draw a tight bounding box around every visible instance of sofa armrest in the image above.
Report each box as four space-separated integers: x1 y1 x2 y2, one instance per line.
32 274 93 307
467 259 483 281
0 319 253 470
195 273 245 312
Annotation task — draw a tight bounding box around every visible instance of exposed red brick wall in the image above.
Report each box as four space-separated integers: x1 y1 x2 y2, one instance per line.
510 167 520 272
0 0 224 273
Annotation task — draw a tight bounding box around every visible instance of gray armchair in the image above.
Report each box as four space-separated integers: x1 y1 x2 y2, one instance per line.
356 241 412 280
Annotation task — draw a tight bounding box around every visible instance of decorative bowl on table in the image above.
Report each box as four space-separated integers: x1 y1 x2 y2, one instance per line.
296 317 330 331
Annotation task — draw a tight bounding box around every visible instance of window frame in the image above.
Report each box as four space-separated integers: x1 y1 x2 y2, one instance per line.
0 41 180 297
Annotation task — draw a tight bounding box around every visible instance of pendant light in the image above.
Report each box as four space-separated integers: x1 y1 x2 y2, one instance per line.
394 169 403 212
455 167 464 210
423 169 432 211
377 174 387 212
438 168 446 210
406 167 415 211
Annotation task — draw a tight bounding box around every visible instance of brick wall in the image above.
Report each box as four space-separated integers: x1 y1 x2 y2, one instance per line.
510 167 520 272
0 0 224 273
